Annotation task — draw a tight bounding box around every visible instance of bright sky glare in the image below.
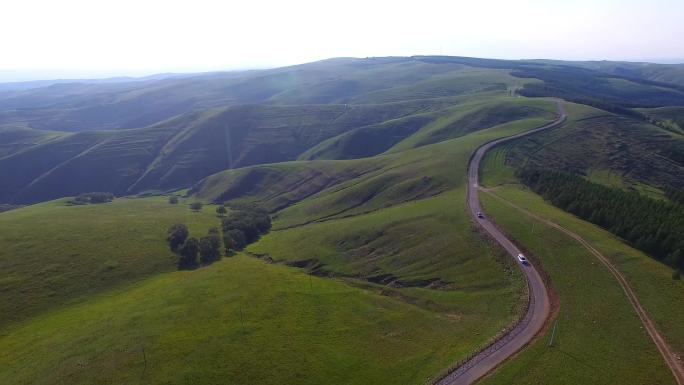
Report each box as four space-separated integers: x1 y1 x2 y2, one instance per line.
0 0 682 80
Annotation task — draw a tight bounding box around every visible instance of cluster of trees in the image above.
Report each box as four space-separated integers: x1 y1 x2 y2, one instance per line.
221 203 271 253
167 224 222 270
69 192 114 205
518 168 684 272
164 203 271 269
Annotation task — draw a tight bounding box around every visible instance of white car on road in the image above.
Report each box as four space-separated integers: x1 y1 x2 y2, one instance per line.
517 254 528 265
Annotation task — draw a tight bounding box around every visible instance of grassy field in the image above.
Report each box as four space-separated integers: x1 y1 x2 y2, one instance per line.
0 195 219 328
477 148 682 384
0 255 513 385
0 191 524 385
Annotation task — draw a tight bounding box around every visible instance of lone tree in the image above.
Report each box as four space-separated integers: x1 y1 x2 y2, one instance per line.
169 196 179 204
178 237 200 269
166 223 189 253
216 205 227 217
199 230 222 265
190 202 203 212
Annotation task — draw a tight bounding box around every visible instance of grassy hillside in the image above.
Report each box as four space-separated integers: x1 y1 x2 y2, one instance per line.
0 101 456 203
4 56 684 204
192 101 558 224
0 100 560 383
477 152 683 384
0 130 111 203
298 98 557 160
129 101 459 193
535 60 684 87
1 56 681 136
249 190 525 309
5 93 547 204
0 196 218 328
0 126 65 158
637 106 684 133
387 98 557 152
188 105 559 324
0 255 515 385
0 95 558 205
0 58 515 132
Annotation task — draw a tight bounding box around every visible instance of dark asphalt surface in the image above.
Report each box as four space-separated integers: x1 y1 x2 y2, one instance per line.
436 100 566 385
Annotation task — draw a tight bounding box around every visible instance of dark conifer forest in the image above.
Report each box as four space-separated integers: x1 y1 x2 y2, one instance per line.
518 168 684 269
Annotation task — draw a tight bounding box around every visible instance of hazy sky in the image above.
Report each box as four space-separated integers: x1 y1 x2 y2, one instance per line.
1 0 682 81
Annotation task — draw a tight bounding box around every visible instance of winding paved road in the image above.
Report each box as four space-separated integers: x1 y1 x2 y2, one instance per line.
436 100 566 385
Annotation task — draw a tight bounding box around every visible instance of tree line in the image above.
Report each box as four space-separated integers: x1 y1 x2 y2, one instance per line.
517 168 684 273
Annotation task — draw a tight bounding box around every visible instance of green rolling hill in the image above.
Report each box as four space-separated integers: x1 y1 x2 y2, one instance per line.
1 111 548 383
1 55 684 385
